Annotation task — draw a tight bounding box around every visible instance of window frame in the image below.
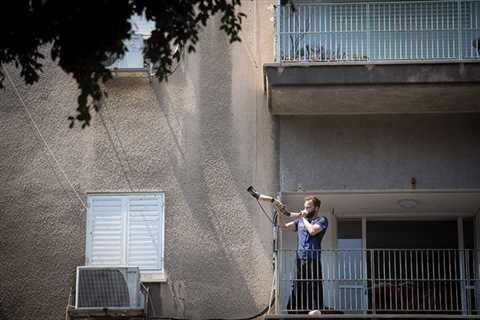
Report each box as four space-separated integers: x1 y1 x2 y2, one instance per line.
85 192 166 282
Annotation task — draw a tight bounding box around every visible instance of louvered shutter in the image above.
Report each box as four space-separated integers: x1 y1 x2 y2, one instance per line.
86 196 125 266
127 194 164 271
86 193 165 272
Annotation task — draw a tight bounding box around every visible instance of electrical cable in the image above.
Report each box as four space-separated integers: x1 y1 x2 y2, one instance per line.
2 65 87 211
256 199 275 226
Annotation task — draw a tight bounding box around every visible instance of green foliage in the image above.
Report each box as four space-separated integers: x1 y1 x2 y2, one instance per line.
0 0 246 128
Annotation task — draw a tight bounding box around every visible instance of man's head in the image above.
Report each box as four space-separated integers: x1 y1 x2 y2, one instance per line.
303 196 321 218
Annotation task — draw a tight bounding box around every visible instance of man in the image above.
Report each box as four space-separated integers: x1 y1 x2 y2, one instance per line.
274 196 328 314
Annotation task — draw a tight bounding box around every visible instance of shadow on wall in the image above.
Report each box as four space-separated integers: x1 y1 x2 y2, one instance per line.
147 21 272 319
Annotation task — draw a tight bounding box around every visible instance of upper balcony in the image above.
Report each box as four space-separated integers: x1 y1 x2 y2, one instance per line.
275 0 480 63
264 0 480 115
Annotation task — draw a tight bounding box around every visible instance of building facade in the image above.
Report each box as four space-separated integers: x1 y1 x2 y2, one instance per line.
1 1 480 319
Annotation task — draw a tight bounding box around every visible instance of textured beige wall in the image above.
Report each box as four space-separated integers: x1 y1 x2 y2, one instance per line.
279 114 480 191
0 1 278 319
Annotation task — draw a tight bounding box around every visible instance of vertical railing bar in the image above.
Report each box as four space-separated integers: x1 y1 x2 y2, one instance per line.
294 6 298 61
379 250 383 311
472 1 476 58
372 250 376 314
414 3 418 60
286 5 290 61
302 6 305 61
381 250 384 311
456 248 460 312
458 0 463 60
475 2 480 58
466 250 471 314
382 4 385 60
427 3 435 59
375 4 379 60
410 250 413 310
433 250 437 311
447 2 451 59
350 253 354 312
306 6 310 61
388 3 396 59
401 2 404 59
350 4 353 60
449 250 453 311
396 250 400 311
345 251 348 310
338 250 341 310
442 2 445 58
427 250 431 311
355 4 358 60
392 250 396 311
420 250 424 311
443 250 447 311
386 250 391 310
341 5 345 60
331 251 336 311
289 4 292 61
364 3 367 61
422 2 425 59
415 250 422 310
289 5 293 61
438 250 442 310
317 251 320 310
299 249 303 313
276 1 280 62
331 5 334 61
435 2 438 58
324 4 327 61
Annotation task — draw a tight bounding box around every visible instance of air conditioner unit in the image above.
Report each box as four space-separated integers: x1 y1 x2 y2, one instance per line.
75 266 144 309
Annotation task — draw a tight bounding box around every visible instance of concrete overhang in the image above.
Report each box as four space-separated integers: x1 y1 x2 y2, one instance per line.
264 62 480 115
281 189 480 219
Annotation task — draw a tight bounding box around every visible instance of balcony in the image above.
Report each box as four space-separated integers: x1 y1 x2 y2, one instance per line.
275 0 480 63
264 0 480 115
272 249 480 317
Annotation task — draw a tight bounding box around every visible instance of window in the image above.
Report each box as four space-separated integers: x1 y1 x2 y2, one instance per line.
86 193 165 281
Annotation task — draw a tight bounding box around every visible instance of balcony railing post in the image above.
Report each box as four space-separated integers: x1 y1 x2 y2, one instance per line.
366 3 371 62
275 0 281 63
370 250 376 314
458 0 463 60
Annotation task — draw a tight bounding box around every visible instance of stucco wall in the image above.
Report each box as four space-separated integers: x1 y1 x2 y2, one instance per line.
0 2 278 319
279 114 480 191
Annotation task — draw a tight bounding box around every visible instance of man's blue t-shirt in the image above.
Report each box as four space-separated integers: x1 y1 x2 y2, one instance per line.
294 216 328 260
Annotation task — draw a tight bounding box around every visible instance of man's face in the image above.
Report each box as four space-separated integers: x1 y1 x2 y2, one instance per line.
303 200 318 217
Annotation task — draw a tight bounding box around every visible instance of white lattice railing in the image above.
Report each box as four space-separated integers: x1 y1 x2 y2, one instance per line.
276 0 480 62
276 249 480 315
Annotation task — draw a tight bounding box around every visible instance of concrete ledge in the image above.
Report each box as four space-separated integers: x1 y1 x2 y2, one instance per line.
264 62 480 86
263 62 480 115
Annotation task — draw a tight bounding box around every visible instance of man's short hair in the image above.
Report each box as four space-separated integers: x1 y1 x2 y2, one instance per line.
304 196 321 208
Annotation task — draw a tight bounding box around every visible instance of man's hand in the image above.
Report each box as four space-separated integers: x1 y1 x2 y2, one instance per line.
273 199 286 213
274 200 296 231
298 209 308 218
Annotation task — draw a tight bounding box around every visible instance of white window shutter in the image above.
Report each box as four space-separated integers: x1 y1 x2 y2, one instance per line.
86 197 125 266
127 194 164 271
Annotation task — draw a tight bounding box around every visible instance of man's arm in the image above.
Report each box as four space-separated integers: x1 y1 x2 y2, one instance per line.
301 217 323 236
273 200 296 231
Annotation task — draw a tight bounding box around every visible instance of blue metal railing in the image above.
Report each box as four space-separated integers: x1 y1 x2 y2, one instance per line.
275 0 480 62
